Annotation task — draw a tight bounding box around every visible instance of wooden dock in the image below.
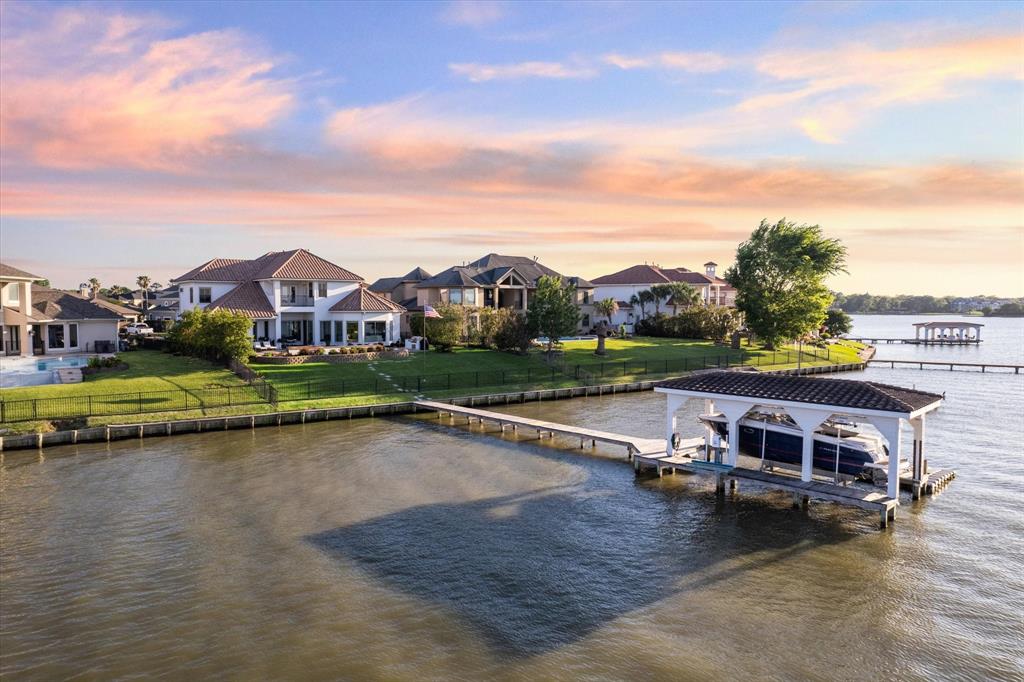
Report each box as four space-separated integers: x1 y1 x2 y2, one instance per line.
846 337 980 345
632 452 899 527
415 399 666 456
869 359 1022 373
414 399 940 529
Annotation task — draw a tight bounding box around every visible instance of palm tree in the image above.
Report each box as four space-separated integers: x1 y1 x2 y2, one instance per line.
594 298 618 324
637 290 655 319
136 275 151 310
665 282 702 313
88 277 100 300
649 284 673 316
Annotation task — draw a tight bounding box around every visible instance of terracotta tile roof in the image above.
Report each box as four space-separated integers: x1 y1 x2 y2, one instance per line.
418 254 592 289
28 287 122 321
0 262 41 280
657 371 943 414
171 258 253 282
207 282 276 319
591 263 727 287
330 286 406 313
172 249 361 283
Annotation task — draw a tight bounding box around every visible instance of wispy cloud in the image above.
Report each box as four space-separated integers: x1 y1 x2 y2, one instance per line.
449 60 597 82
603 51 731 73
0 4 294 170
440 0 506 27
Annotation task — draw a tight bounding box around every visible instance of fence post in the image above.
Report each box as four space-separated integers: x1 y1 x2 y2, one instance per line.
138 392 143 414
88 395 93 415
416 377 421 393
447 373 451 390
33 399 38 419
227 386 233 407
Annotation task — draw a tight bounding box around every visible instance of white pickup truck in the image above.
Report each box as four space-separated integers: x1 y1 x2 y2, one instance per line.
123 322 155 336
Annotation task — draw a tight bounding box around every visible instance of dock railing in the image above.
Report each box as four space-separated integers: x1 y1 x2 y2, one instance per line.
0 347 829 423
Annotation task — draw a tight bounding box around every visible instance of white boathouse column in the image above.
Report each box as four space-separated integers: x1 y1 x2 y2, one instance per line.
664 394 687 454
870 416 904 499
910 415 926 498
704 399 715 460
716 400 750 466
788 408 828 483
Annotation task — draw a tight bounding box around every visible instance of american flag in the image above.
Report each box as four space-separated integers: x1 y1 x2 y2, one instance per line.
423 305 442 319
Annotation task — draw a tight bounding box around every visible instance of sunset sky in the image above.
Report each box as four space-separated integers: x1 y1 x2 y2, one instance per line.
1 0 1021 295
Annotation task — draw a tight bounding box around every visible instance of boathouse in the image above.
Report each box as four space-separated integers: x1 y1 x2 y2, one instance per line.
912 321 982 342
655 372 944 501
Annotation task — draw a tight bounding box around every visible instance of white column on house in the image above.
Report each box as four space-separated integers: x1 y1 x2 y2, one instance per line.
522 288 528 311
17 282 31 356
358 318 365 344
716 400 750 466
664 394 687 455
788 408 829 483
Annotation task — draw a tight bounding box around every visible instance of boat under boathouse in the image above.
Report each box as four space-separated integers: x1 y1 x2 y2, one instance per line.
655 372 945 505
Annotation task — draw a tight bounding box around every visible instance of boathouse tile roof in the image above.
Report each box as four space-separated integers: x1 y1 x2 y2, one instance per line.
206 281 276 319
657 371 943 414
329 286 406 313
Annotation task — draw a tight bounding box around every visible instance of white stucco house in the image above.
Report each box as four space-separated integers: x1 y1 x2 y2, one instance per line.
590 262 737 331
1 262 121 356
171 249 405 346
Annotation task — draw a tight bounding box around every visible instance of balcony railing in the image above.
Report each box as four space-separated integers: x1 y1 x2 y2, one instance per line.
280 293 315 306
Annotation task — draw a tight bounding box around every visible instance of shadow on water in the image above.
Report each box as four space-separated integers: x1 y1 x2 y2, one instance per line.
307 466 860 658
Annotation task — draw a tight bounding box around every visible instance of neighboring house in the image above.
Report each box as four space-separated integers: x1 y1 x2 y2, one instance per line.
368 267 432 336
590 262 737 331
146 285 180 324
415 254 596 332
1 263 120 356
171 249 404 346
92 297 143 324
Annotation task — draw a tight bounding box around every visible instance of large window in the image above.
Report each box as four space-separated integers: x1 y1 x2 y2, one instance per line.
449 289 463 304
189 287 194 303
47 324 65 349
346 321 359 343
320 321 332 345
581 314 591 328
68 324 78 348
283 321 302 342
581 291 591 304
364 321 386 343
464 288 476 305
199 287 212 303
318 282 328 298
334 321 345 344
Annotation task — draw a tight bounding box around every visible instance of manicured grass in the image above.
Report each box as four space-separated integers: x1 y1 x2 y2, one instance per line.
0 350 247 400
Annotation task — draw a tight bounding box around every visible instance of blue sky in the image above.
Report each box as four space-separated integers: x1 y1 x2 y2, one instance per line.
1 0 1021 294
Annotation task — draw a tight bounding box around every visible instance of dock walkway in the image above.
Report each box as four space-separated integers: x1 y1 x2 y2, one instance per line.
415 399 666 456
869 358 1022 373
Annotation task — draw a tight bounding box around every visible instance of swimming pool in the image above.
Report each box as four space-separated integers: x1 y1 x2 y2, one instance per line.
0 356 94 389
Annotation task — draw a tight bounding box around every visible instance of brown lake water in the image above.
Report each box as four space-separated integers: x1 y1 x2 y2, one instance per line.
1 320 1023 680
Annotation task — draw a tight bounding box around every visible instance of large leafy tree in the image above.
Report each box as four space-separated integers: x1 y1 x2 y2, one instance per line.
527 275 580 355
821 309 853 338
725 219 847 349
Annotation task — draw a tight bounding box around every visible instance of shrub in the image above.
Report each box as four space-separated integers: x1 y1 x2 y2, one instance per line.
166 308 255 362
494 310 532 354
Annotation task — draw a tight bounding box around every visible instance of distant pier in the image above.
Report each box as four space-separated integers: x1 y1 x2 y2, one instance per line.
869 359 1022 373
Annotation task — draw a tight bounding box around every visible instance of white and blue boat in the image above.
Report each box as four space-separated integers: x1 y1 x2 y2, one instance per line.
698 411 909 484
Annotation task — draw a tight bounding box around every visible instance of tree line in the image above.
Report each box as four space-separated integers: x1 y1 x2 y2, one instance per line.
833 292 1024 316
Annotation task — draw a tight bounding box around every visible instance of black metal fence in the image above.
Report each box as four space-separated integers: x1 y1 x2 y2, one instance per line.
0 379 277 424
0 346 828 423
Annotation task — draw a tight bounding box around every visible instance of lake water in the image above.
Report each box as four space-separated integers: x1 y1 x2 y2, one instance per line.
1 317 1022 680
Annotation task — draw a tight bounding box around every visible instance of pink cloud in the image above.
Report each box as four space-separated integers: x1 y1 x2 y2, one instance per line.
0 5 294 170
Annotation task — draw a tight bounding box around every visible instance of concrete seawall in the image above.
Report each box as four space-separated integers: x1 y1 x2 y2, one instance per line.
0 362 865 453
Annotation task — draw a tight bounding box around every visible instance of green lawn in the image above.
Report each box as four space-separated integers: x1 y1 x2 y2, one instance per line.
0 351 254 429
0 338 866 434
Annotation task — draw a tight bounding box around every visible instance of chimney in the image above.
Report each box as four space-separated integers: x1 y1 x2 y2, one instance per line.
78 283 91 297
704 261 717 278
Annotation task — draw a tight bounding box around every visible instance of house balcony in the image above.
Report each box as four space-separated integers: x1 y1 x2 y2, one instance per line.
279 293 315 307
